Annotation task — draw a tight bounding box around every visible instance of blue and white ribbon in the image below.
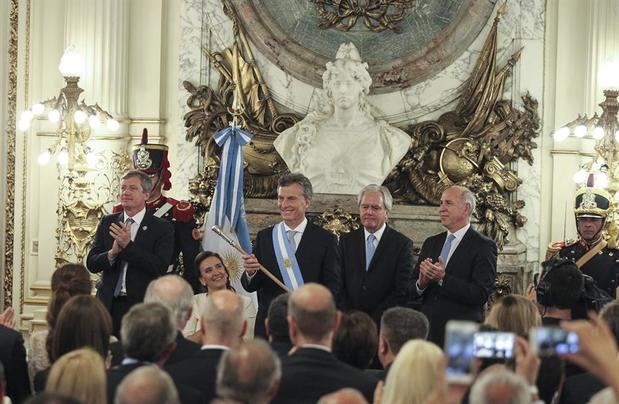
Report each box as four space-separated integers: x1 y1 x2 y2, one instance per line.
272 222 304 290
210 123 253 252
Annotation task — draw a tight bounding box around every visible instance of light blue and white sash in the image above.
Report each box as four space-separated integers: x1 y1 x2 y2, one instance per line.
272 222 304 290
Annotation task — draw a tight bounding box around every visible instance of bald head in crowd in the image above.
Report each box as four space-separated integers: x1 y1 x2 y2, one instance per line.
115 366 179 404
288 283 340 347
318 388 369 404
217 339 281 404
144 275 194 330
201 289 247 347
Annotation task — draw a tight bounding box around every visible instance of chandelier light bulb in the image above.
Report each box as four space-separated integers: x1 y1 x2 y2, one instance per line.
106 118 120 131
572 169 588 184
574 125 587 138
37 150 52 165
58 46 84 77
32 103 45 115
21 110 34 122
57 148 69 166
48 109 61 123
592 127 605 140
88 115 101 129
73 110 87 125
553 127 570 141
18 119 31 131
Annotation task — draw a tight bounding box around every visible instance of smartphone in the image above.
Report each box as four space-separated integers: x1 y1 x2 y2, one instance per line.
529 327 579 356
473 331 516 359
444 320 479 383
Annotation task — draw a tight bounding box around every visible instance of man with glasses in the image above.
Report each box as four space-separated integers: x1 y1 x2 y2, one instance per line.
339 184 414 325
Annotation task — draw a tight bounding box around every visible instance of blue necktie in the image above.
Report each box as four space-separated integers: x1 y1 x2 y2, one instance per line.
439 234 456 265
287 230 297 251
366 234 376 271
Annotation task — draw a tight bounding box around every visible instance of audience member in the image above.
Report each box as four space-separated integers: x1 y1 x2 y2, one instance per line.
182 252 256 339
265 293 292 358
0 321 31 403
30 263 92 377
338 184 413 325
141 275 200 366
485 294 541 337
374 307 429 381
34 295 113 392
271 283 378 404
318 388 369 404
333 311 377 369
412 185 497 347
561 301 619 404
381 340 443 404
0 361 6 404
535 258 584 325
468 368 531 404
166 289 246 403
107 302 202 404
114 366 179 404
242 173 340 338
45 348 106 404
216 339 281 404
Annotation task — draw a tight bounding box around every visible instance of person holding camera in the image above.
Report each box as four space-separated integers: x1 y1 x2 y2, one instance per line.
535 259 585 326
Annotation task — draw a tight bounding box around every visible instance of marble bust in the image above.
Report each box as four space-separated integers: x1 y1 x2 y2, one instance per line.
274 43 412 195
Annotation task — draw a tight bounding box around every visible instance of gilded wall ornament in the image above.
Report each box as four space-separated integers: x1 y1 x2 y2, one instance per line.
311 0 415 33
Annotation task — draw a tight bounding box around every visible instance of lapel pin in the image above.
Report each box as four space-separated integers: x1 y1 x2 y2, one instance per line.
142 226 148 231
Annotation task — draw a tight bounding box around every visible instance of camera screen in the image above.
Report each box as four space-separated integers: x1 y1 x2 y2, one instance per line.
530 327 579 356
473 332 516 359
444 321 478 381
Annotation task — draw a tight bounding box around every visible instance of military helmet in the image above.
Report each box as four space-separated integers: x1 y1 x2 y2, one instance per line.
131 128 172 190
574 187 613 219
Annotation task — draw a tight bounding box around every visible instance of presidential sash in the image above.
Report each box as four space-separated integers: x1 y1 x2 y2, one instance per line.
272 222 305 290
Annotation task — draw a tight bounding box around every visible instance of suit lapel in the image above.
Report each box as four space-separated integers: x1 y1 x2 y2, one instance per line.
352 227 366 272
133 212 154 244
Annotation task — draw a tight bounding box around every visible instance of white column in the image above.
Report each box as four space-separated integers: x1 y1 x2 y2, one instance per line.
585 0 619 114
64 0 129 119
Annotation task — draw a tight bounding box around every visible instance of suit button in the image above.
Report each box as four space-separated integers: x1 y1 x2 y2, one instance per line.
362 285 367 291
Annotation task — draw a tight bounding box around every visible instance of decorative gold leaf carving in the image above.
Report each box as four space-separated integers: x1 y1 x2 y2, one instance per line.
311 0 416 33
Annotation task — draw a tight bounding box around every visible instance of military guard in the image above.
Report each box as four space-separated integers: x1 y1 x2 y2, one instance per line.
114 129 201 293
549 187 619 298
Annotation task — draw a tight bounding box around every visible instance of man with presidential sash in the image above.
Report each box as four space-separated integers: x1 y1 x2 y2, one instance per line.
242 173 340 338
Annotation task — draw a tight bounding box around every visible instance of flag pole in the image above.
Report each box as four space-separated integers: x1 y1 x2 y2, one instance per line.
212 226 290 292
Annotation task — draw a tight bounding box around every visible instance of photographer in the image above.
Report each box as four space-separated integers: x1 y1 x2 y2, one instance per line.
535 259 585 325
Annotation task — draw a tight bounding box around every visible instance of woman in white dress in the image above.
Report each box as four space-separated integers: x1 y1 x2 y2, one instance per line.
182 251 256 339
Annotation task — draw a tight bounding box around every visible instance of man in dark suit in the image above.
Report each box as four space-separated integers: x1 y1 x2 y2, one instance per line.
106 302 203 404
166 289 247 403
412 185 497 347
0 324 31 403
339 184 413 324
271 283 378 404
87 170 174 337
242 173 340 338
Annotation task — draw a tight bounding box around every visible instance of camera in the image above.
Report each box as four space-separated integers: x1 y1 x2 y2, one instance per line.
529 327 579 356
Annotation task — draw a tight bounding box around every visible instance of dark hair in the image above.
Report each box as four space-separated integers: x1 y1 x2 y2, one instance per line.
267 293 290 339
537 259 584 309
121 170 153 194
380 307 429 354
46 263 92 360
333 311 378 369
50 295 112 362
194 251 234 292
121 302 176 362
536 356 565 404
277 173 313 199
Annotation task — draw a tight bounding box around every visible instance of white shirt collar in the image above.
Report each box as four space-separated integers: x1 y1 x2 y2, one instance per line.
448 222 470 241
299 343 331 353
364 222 387 243
284 217 308 234
201 344 230 351
124 207 146 227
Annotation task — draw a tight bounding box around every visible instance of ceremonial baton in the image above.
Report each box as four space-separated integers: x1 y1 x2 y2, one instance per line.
211 225 290 293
